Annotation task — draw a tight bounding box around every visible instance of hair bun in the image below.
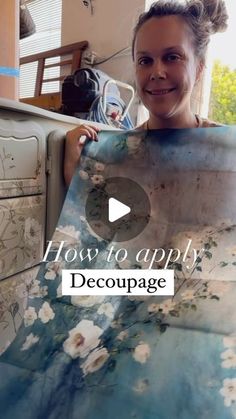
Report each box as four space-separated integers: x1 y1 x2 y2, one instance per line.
202 0 228 33
187 0 228 33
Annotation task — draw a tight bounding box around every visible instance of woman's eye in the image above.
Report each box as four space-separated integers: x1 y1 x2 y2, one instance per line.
137 57 152 65
166 54 181 62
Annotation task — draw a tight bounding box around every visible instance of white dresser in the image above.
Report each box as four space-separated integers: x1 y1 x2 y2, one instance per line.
0 98 109 353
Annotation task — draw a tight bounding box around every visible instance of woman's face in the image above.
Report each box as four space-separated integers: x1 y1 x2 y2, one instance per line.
134 15 202 127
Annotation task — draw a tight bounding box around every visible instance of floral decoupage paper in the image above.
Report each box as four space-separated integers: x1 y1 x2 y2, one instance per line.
1 126 236 419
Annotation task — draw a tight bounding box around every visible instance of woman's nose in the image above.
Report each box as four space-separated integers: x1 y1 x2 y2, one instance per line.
150 59 167 80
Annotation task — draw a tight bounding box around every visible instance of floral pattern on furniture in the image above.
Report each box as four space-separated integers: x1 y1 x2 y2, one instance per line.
0 195 45 281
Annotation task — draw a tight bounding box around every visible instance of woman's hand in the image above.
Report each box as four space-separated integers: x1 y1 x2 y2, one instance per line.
64 124 100 186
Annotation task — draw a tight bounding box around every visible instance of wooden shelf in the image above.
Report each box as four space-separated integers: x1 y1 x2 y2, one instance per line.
20 92 61 112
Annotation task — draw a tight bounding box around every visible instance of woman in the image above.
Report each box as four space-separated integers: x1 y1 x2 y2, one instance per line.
64 0 228 186
2 2 236 419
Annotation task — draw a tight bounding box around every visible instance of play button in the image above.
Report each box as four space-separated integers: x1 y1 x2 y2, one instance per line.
108 198 131 222
85 177 151 242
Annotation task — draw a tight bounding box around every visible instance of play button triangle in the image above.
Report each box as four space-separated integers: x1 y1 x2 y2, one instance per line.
108 197 131 223
86 176 151 242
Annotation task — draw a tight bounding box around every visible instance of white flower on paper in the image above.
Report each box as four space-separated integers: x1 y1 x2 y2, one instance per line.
91 174 104 185
221 349 236 368
38 302 55 324
94 162 105 172
81 347 109 376
63 319 103 359
181 289 195 301
28 279 48 299
28 280 41 298
133 378 149 394
71 295 105 307
219 378 236 406
24 306 37 327
79 169 89 180
45 259 65 280
97 302 115 319
223 336 236 348
159 299 176 314
21 333 39 351
24 218 41 245
133 342 151 364
147 303 160 313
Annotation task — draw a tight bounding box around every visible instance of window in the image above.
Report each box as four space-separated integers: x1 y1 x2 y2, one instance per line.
202 0 236 123
20 0 62 98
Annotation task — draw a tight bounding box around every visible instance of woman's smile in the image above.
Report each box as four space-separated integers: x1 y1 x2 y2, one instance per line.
145 87 176 96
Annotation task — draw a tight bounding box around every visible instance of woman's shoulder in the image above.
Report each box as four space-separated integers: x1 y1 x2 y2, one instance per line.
136 117 224 130
197 115 223 128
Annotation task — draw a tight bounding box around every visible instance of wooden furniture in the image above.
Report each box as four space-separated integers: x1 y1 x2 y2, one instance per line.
21 92 62 111
20 41 88 110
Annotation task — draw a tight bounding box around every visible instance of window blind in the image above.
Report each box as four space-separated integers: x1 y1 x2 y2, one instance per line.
20 0 62 98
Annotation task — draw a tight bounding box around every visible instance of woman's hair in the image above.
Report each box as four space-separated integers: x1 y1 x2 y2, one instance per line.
132 0 228 62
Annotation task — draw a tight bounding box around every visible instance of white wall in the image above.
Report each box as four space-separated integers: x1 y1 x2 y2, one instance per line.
61 0 144 82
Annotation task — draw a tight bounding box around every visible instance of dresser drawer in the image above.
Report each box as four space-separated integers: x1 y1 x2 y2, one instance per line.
0 119 45 198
